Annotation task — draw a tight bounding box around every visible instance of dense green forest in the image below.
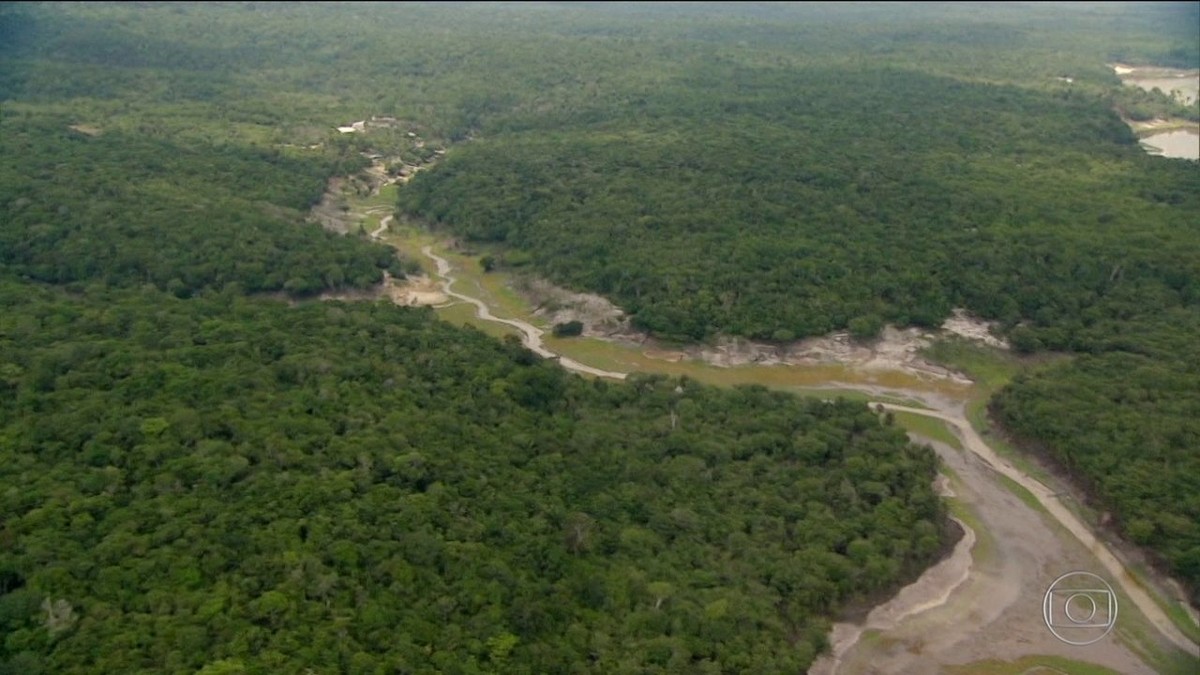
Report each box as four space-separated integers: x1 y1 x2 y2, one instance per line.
396 6 1199 344
0 283 945 673
992 309 1200 601
398 73 1198 343
0 3 960 672
1 2 1198 670
0 112 400 296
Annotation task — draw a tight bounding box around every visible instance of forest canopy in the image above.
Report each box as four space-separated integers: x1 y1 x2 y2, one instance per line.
0 3 969 672
386 1 1200 598
1 1 1198 671
0 284 946 673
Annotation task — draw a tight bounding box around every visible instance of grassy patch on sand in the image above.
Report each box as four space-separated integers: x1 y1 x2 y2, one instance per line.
996 472 1049 514
945 489 993 564
920 337 1025 393
923 338 1065 492
377 223 437 273
361 183 399 208
1113 606 1200 675
945 655 1123 675
444 253 550 327
890 410 963 450
774 387 931 409
434 302 519 340
1123 561 1200 646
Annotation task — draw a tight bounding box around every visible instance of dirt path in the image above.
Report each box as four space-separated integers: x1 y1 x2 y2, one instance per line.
876 403 1199 657
421 246 627 380
817 430 1159 674
370 214 392 240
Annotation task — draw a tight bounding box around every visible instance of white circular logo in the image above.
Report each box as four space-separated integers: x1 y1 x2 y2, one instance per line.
1042 571 1119 645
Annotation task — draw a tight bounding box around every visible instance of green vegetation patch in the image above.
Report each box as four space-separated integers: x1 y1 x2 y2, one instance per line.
920 338 1027 393
0 285 950 673
992 333 1200 606
946 654 1124 675
890 411 963 451
0 111 398 297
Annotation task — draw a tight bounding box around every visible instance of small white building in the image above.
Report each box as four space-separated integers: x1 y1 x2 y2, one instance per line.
336 120 367 134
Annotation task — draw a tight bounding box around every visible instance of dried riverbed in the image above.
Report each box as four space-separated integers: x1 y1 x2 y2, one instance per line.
314 148 1200 673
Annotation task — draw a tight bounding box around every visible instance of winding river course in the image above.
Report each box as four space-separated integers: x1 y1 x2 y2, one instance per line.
365 201 1199 671
422 244 627 380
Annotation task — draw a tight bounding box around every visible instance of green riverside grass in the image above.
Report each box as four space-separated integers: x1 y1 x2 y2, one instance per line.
945 655 1124 675
890 411 963 450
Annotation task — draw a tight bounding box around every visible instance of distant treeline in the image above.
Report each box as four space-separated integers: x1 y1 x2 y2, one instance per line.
0 112 396 297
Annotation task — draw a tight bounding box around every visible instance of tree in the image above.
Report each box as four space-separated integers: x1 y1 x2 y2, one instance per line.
552 320 584 337
648 582 674 611
848 315 883 341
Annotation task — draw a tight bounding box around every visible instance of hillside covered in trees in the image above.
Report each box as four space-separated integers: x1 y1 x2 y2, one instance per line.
0 3 963 673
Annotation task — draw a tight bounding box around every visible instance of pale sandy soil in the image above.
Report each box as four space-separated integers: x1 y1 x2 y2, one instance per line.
1110 62 1200 82
385 273 448 306
308 177 357 234
510 274 1006 383
813 429 1158 674
626 318 991 384
521 277 631 337
697 310 1007 377
942 308 1009 349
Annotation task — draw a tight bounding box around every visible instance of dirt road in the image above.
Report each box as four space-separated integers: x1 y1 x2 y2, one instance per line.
816 428 1160 674
876 402 1198 657
370 213 392 239
421 246 628 380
